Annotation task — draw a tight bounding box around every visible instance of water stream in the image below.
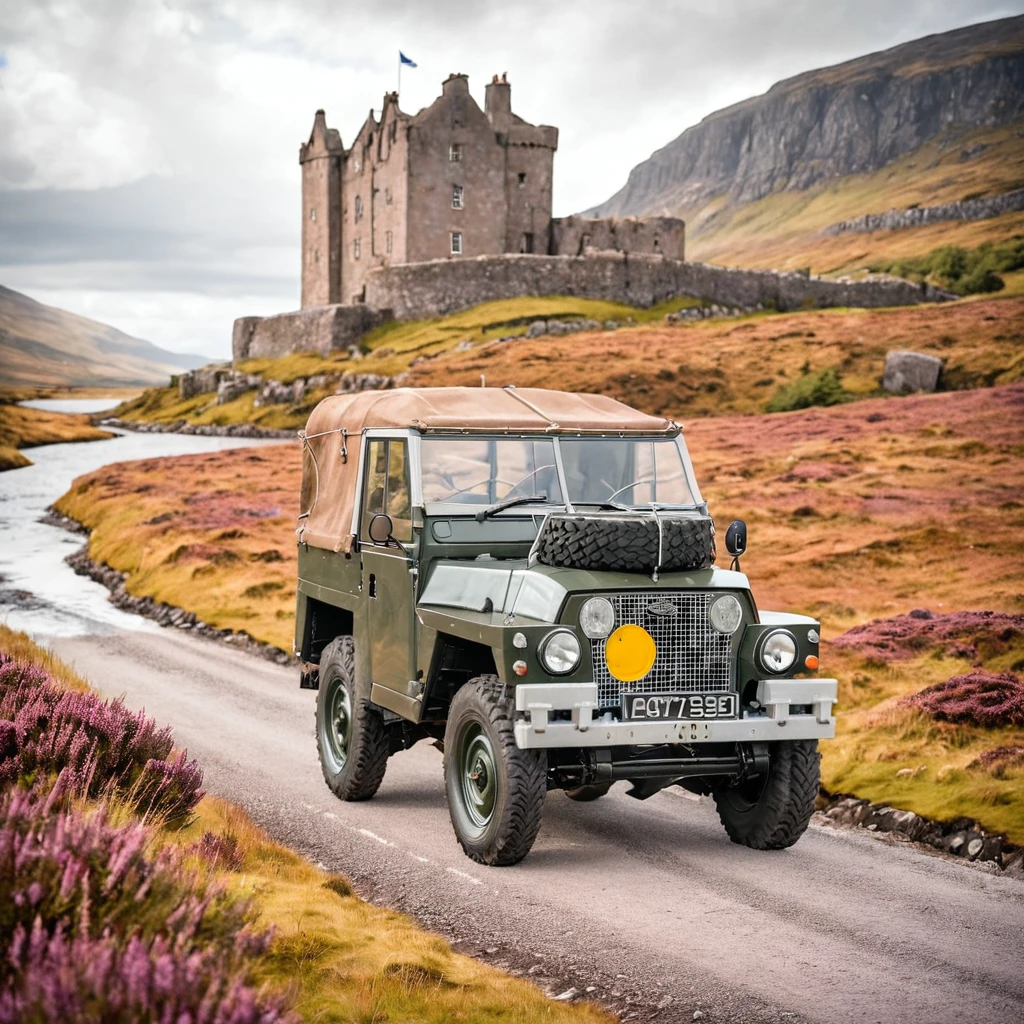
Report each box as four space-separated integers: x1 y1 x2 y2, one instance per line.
0 407 280 640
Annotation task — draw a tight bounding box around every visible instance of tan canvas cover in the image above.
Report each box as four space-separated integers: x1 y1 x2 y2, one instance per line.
298 387 676 553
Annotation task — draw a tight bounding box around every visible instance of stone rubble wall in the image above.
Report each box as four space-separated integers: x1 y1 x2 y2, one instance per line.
363 253 951 323
823 187 1024 236
232 303 392 363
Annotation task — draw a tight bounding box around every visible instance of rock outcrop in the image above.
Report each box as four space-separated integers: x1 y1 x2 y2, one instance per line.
589 16 1024 218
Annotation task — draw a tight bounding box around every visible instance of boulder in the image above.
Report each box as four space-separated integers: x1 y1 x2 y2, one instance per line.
527 320 548 338
882 350 943 394
178 362 230 400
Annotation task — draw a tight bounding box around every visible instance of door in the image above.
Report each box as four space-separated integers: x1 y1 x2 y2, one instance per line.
360 438 418 699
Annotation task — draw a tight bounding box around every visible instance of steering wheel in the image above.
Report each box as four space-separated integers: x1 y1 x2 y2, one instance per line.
503 464 557 499
434 476 516 502
605 476 656 503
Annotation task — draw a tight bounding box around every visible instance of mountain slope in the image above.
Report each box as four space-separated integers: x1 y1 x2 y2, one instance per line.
0 285 206 387
588 16 1024 271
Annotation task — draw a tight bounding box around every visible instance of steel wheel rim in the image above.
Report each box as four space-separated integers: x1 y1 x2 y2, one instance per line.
457 724 497 832
324 680 352 772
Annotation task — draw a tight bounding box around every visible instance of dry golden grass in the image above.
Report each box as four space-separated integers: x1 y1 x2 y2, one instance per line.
0 624 90 691
0 399 113 472
54 445 302 651
406 297 1024 418
54 380 1024 838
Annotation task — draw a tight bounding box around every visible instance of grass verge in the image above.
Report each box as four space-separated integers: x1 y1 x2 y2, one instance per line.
0 624 613 1023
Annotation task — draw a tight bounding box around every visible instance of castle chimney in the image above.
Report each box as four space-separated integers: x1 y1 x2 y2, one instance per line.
442 72 470 96
485 74 512 128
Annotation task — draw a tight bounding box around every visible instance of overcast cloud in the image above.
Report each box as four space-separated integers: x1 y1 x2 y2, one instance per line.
0 0 1018 360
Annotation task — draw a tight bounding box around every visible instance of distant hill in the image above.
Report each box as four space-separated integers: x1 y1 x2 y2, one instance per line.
0 285 206 387
587 16 1024 272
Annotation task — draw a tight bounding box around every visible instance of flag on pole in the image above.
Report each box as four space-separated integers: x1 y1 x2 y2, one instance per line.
399 51 417 67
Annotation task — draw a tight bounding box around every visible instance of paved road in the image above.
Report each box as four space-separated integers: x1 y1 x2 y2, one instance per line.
51 628 1024 1024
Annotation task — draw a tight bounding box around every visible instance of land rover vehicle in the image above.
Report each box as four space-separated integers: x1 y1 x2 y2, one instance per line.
295 387 837 865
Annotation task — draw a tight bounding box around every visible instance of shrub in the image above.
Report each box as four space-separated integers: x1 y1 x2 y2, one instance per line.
0 786 288 1024
0 786 253 956
875 236 1024 295
765 367 848 413
0 652 202 820
901 670 1024 727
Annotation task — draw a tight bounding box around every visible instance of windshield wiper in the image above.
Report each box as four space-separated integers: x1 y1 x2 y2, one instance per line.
573 500 631 511
475 494 549 522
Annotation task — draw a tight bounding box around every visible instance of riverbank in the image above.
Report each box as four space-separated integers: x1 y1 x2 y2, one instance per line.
51 383 1024 847
0 624 613 1023
0 393 114 470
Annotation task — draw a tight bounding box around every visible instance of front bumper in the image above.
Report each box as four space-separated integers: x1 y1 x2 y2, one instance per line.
513 678 838 749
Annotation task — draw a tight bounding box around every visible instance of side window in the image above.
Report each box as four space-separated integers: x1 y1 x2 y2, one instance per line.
386 442 412 541
362 440 412 543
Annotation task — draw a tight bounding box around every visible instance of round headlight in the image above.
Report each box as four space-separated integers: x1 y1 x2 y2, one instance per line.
709 594 743 634
540 630 582 675
760 630 797 674
580 597 615 639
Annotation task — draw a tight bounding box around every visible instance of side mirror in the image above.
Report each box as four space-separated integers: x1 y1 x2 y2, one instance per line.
725 520 747 558
368 513 394 545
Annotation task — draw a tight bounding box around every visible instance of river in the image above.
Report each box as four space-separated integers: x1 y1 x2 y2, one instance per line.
0 406 279 640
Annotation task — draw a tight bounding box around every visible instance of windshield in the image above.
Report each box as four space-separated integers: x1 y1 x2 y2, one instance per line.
421 438 563 505
559 437 697 507
420 435 699 510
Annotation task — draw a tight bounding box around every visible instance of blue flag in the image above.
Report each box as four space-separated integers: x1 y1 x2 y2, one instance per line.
399 51 417 67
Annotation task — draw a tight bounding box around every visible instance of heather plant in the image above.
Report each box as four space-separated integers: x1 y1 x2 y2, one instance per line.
0 918 290 1024
0 652 202 820
902 670 1024 727
0 785 255 959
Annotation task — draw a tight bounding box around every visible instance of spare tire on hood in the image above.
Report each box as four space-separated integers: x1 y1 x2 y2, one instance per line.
533 512 716 574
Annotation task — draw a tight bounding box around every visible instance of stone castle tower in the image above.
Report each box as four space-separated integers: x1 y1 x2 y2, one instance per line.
300 74 684 310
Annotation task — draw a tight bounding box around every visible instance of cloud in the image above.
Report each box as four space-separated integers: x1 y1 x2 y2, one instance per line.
0 0 1015 357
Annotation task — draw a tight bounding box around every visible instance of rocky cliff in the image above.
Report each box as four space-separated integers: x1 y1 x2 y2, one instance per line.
589 16 1024 218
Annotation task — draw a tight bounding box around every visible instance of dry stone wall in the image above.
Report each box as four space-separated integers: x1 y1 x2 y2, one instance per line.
232 304 391 363
364 253 950 322
824 188 1024 236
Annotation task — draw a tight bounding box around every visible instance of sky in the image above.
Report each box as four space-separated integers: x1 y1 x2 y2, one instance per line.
0 0 1019 361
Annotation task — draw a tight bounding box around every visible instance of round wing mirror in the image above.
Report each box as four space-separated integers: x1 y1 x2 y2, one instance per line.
725 520 747 558
368 513 394 545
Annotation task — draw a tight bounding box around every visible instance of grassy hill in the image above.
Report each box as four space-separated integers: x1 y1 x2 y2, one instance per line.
0 284 206 387
589 16 1024 277
110 291 1024 434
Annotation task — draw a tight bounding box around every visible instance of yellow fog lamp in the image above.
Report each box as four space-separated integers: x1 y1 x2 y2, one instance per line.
604 624 657 683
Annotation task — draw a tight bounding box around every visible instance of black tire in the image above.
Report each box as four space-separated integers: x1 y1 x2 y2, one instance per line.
534 513 715 574
565 782 613 802
444 676 547 866
713 740 820 850
316 637 390 801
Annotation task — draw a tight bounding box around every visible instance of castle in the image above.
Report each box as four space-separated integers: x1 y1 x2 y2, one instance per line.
299 73 686 309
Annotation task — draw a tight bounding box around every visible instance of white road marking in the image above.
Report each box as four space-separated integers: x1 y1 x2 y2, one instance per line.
408 852 431 863
358 828 393 846
446 866 483 885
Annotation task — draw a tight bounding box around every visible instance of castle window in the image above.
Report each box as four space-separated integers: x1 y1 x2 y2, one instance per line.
451 185 464 210
449 143 462 163
386 230 393 255
353 238 361 260
354 195 363 222
309 207 317 221
521 232 534 254
450 232 463 256
385 186 392 205
518 172 526 187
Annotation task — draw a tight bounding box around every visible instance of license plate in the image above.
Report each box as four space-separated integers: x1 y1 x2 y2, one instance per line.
622 692 738 721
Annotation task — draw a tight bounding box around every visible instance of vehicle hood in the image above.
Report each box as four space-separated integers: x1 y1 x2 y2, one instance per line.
418 558 749 624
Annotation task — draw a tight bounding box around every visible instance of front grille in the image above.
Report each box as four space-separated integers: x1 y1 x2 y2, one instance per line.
592 591 734 708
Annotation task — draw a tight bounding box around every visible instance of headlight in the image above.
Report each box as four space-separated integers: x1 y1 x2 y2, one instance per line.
539 630 582 675
760 630 797 674
709 594 742 634
580 597 615 639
